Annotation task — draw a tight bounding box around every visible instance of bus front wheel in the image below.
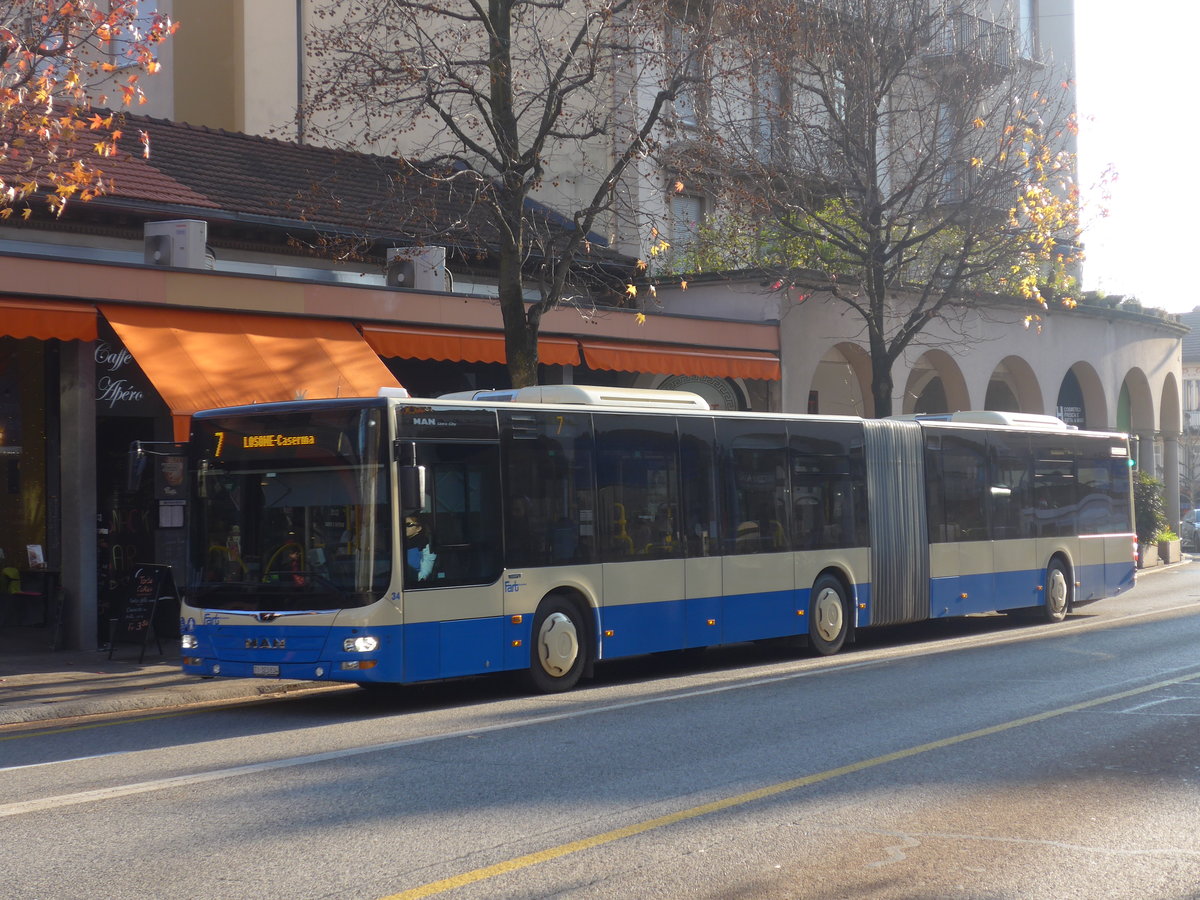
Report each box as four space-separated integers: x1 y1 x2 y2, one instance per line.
1043 559 1071 622
809 575 849 656
526 595 589 693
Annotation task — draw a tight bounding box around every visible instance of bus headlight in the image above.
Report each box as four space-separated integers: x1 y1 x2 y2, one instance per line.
344 636 379 653
181 634 198 650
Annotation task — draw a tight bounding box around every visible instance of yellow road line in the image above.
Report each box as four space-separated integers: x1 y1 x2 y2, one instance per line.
381 671 1200 900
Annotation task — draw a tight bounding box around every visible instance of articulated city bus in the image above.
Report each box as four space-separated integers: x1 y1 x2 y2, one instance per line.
179 386 1136 692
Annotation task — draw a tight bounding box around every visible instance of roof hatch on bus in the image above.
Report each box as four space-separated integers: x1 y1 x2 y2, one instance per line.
900 410 1073 430
432 385 711 409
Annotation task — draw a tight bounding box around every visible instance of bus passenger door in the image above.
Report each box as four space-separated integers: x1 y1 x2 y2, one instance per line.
399 440 505 682
927 432 994 616
717 420 795 643
595 413 687 657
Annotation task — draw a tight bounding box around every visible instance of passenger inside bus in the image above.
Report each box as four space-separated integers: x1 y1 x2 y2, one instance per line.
404 513 437 584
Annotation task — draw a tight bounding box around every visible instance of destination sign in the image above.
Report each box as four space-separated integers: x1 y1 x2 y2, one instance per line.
211 429 323 458
194 408 386 467
240 434 317 450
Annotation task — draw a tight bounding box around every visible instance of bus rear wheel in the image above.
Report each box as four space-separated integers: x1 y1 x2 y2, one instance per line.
1044 559 1071 622
809 575 849 656
526 595 589 693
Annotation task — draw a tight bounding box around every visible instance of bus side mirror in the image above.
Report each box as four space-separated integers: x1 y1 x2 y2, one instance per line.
400 465 427 511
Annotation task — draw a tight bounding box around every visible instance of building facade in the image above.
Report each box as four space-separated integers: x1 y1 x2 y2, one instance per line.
1 0 1184 651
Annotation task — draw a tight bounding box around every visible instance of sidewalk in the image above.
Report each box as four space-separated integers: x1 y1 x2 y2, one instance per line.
2 557 1189 727
0 626 335 727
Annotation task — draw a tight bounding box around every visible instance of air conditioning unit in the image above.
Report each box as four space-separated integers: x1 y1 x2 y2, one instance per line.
386 246 452 292
144 219 210 269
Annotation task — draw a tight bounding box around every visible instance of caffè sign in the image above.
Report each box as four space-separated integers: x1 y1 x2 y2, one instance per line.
94 323 163 416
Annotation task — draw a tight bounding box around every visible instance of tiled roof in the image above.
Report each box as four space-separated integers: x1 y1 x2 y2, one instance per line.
5 111 623 265
1180 308 1200 362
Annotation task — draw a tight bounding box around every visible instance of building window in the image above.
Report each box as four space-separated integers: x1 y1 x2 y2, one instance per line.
669 191 705 264
1017 0 1038 60
1185 378 1200 413
753 64 789 162
669 24 703 126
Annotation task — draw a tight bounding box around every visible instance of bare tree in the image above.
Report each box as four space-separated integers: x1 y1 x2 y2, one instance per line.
302 0 717 388
676 0 1081 416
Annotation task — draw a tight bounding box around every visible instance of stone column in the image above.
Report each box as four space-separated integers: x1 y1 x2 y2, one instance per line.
1164 431 1182 534
60 341 97 650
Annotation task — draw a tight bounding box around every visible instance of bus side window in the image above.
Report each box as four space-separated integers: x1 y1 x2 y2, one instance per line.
680 418 719 556
595 413 682 561
1031 434 1077 537
412 442 503 587
939 433 989 542
718 419 789 554
787 421 863 551
987 433 1032 540
501 411 596 568
925 437 949 543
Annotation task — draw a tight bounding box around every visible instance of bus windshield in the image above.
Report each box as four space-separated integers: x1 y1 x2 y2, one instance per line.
189 407 391 612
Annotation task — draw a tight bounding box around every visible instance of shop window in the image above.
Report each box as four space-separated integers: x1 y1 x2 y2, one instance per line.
0 339 47 570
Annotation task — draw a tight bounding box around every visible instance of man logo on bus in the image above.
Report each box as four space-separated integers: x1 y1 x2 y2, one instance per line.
244 637 286 649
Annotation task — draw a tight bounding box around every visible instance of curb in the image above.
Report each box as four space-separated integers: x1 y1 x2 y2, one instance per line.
0 675 342 727
1136 556 1192 577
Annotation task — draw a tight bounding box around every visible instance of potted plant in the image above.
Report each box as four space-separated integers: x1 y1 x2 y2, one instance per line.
1134 470 1168 568
1157 528 1182 565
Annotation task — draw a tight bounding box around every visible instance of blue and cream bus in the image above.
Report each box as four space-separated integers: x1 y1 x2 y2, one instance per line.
180 385 1136 692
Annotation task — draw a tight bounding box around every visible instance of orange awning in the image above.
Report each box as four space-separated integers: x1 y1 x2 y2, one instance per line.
0 297 97 342
101 305 403 441
359 323 581 367
581 340 781 381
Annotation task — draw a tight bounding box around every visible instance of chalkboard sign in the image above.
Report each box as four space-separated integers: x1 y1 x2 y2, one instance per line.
108 564 175 662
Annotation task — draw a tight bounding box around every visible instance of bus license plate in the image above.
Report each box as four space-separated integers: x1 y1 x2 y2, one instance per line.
253 664 280 676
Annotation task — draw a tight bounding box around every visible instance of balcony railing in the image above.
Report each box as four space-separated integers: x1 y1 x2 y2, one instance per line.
926 13 1013 70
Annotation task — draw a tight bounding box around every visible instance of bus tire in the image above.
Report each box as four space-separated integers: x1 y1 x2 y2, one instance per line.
809 574 849 656
1043 558 1071 622
526 595 589 693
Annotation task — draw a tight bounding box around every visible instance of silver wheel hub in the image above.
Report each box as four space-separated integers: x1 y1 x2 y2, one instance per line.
1048 568 1068 613
537 611 579 677
813 587 844 643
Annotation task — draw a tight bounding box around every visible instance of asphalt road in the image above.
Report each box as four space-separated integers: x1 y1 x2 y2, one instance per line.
3 565 1200 900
